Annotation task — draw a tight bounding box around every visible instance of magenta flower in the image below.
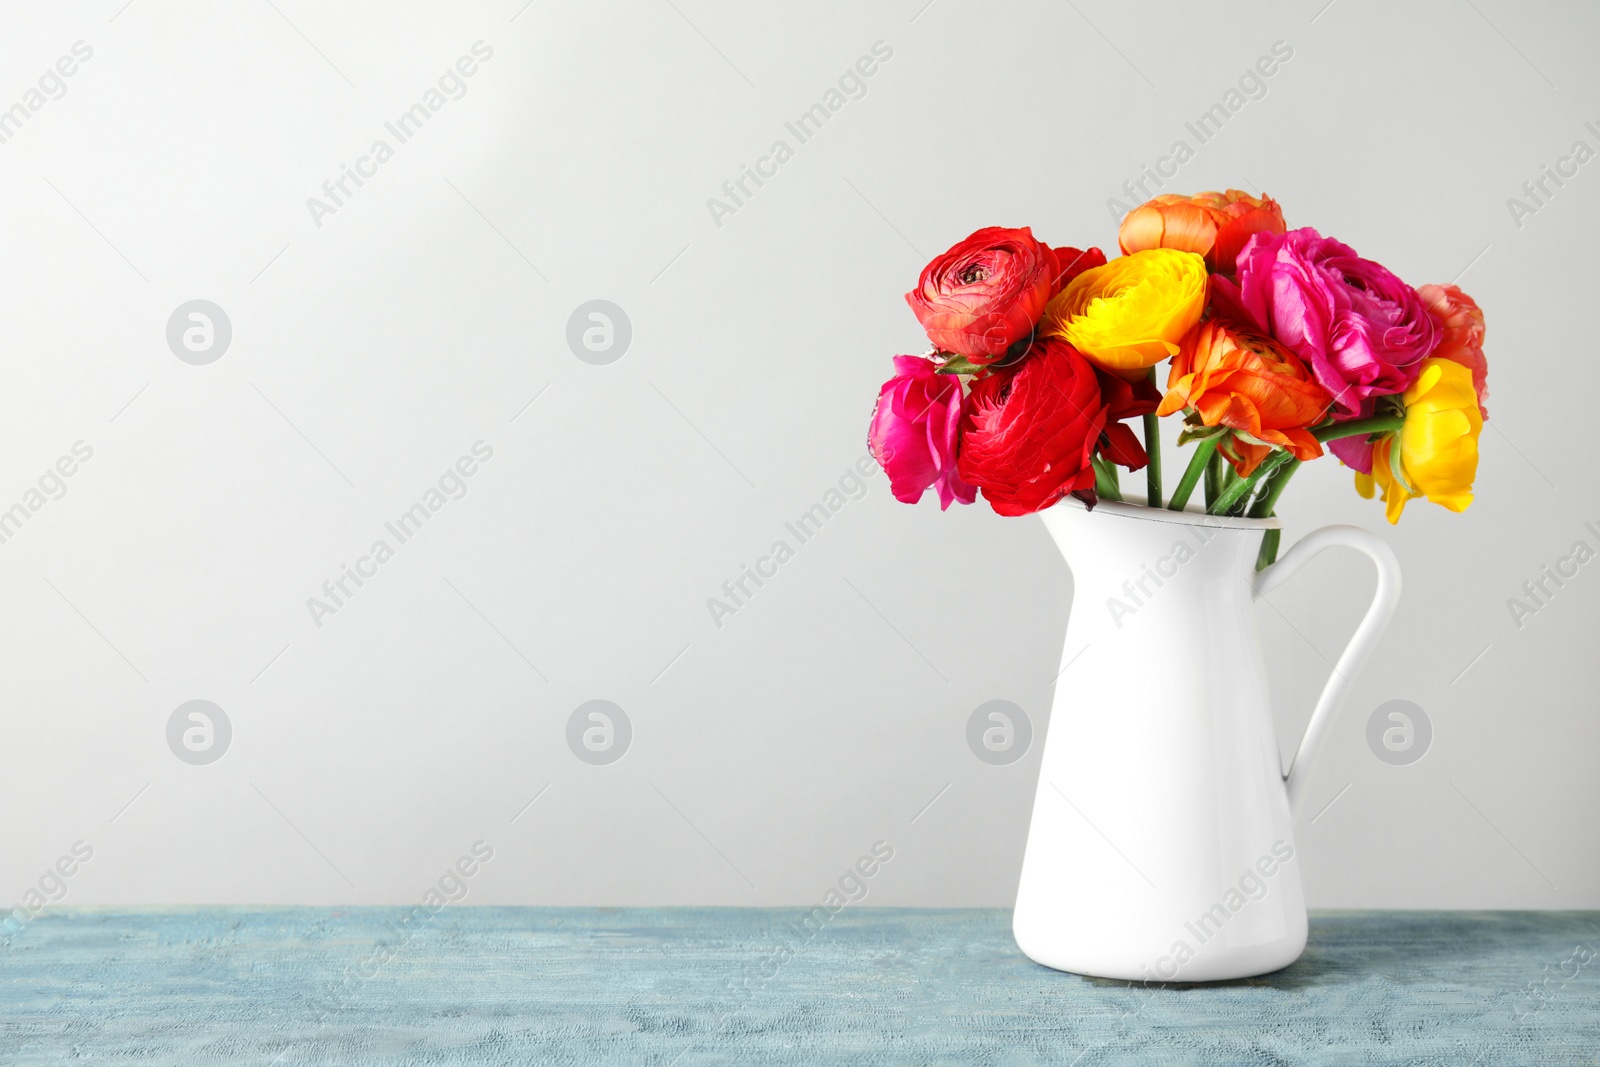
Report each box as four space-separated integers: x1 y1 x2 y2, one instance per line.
1215 227 1438 418
868 356 976 509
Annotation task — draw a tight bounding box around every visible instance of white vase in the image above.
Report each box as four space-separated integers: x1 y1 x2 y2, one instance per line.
1012 497 1400 982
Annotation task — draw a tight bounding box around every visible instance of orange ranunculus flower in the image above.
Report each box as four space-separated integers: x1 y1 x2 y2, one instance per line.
1119 190 1286 274
1157 319 1334 476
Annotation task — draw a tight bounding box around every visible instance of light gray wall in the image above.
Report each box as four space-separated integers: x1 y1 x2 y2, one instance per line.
0 0 1594 910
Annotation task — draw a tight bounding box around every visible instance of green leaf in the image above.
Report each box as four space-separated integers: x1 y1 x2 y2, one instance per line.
1387 435 1420 495
934 353 987 376
1176 422 1228 447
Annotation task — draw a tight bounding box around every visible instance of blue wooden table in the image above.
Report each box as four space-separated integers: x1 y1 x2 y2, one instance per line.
2 908 1597 1065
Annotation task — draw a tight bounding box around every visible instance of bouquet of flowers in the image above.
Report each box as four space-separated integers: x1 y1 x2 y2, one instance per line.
867 190 1488 566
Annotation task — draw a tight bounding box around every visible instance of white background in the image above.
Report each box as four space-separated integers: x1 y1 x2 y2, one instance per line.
0 0 1594 909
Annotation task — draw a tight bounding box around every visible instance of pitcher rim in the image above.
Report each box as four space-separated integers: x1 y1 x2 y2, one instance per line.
1053 495 1281 531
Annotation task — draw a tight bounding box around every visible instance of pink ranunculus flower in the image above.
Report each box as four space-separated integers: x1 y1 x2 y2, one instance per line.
1329 281 1490 475
1327 426 1377 473
1417 283 1488 419
1215 227 1438 418
868 355 976 509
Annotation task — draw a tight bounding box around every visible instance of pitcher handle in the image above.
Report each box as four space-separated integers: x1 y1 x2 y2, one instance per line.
1252 524 1402 814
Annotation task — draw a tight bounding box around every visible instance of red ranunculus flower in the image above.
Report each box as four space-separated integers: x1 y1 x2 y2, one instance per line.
906 226 1104 365
957 339 1106 516
1048 244 1108 298
1093 367 1160 471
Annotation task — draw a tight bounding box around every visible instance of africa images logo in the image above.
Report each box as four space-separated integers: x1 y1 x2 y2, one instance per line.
305 42 494 228
1141 840 1296 982
306 442 494 628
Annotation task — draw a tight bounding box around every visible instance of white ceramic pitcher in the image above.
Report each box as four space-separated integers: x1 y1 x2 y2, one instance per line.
1012 497 1400 982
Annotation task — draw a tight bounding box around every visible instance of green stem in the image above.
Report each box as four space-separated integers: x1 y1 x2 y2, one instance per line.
1193 412 1393 515
1247 458 1301 519
1167 436 1217 512
1208 450 1291 515
1220 463 1242 514
1093 457 1122 501
1142 412 1162 510
1203 448 1224 509
1313 415 1404 443
1246 458 1299 571
1255 527 1281 572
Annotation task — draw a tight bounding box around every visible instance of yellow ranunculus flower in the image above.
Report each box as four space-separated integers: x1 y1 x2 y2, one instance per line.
1041 248 1208 379
1355 358 1483 524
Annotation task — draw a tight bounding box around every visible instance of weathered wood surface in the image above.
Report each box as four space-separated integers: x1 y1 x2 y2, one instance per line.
2 908 1596 1064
